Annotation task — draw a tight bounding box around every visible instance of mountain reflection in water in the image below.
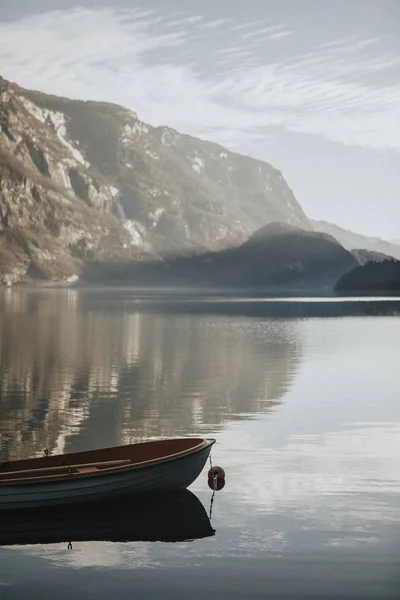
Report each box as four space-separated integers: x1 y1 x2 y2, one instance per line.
0 290 301 460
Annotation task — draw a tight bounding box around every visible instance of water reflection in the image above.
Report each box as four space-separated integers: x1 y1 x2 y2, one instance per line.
1 292 399 599
0 490 214 547
0 290 301 460
194 420 400 537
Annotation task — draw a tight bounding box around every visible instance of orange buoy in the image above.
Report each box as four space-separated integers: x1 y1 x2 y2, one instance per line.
208 477 225 491
207 465 225 481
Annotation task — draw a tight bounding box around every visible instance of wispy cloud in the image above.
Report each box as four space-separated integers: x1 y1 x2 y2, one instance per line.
267 31 293 40
241 24 289 40
165 15 204 28
230 21 269 32
199 18 231 29
0 6 399 154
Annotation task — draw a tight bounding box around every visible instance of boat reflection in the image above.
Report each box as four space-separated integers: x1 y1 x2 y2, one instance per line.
0 490 215 547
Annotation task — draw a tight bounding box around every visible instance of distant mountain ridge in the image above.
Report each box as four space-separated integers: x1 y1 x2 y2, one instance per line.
0 75 308 284
350 249 393 266
311 220 400 260
85 223 358 292
0 74 395 289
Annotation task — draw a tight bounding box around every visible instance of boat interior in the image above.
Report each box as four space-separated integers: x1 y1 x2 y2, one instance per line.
0 438 208 482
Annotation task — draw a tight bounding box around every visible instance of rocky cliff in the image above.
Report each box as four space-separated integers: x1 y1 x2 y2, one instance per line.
0 75 309 284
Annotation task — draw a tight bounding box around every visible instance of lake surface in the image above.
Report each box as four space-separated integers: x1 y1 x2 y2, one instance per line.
0 289 399 599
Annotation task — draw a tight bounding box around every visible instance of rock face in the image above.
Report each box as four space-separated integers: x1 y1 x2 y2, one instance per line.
0 78 151 285
0 75 309 283
85 223 358 293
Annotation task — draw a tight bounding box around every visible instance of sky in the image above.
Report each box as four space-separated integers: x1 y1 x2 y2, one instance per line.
0 0 399 239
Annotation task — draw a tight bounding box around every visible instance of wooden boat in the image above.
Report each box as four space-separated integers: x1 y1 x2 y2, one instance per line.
0 437 215 511
0 489 215 546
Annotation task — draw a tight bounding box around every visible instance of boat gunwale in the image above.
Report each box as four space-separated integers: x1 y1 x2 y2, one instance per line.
0 438 215 487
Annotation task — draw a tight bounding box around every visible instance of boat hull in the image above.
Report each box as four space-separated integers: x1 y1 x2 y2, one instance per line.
0 441 213 511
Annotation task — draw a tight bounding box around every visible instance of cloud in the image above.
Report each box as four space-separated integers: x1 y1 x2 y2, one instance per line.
230 21 270 32
192 420 400 533
199 18 231 29
241 24 289 40
267 31 293 40
166 15 204 27
0 7 399 154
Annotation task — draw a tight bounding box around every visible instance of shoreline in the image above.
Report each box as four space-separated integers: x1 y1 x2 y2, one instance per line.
1 283 400 302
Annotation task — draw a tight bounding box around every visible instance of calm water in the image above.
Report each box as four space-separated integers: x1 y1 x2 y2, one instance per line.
0 290 399 599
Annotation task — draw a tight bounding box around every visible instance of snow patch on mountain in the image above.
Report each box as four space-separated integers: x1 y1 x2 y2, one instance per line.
150 207 164 227
161 128 179 146
122 121 149 144
124 220 144 246
19 96 88 167
145 149 159 160
191 156 205 174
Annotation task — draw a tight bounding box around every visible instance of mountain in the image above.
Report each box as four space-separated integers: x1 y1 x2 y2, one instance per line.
0 75 308 285
311 220 400 260
351 249 393 265
335 259 400 296
85 223 358 292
